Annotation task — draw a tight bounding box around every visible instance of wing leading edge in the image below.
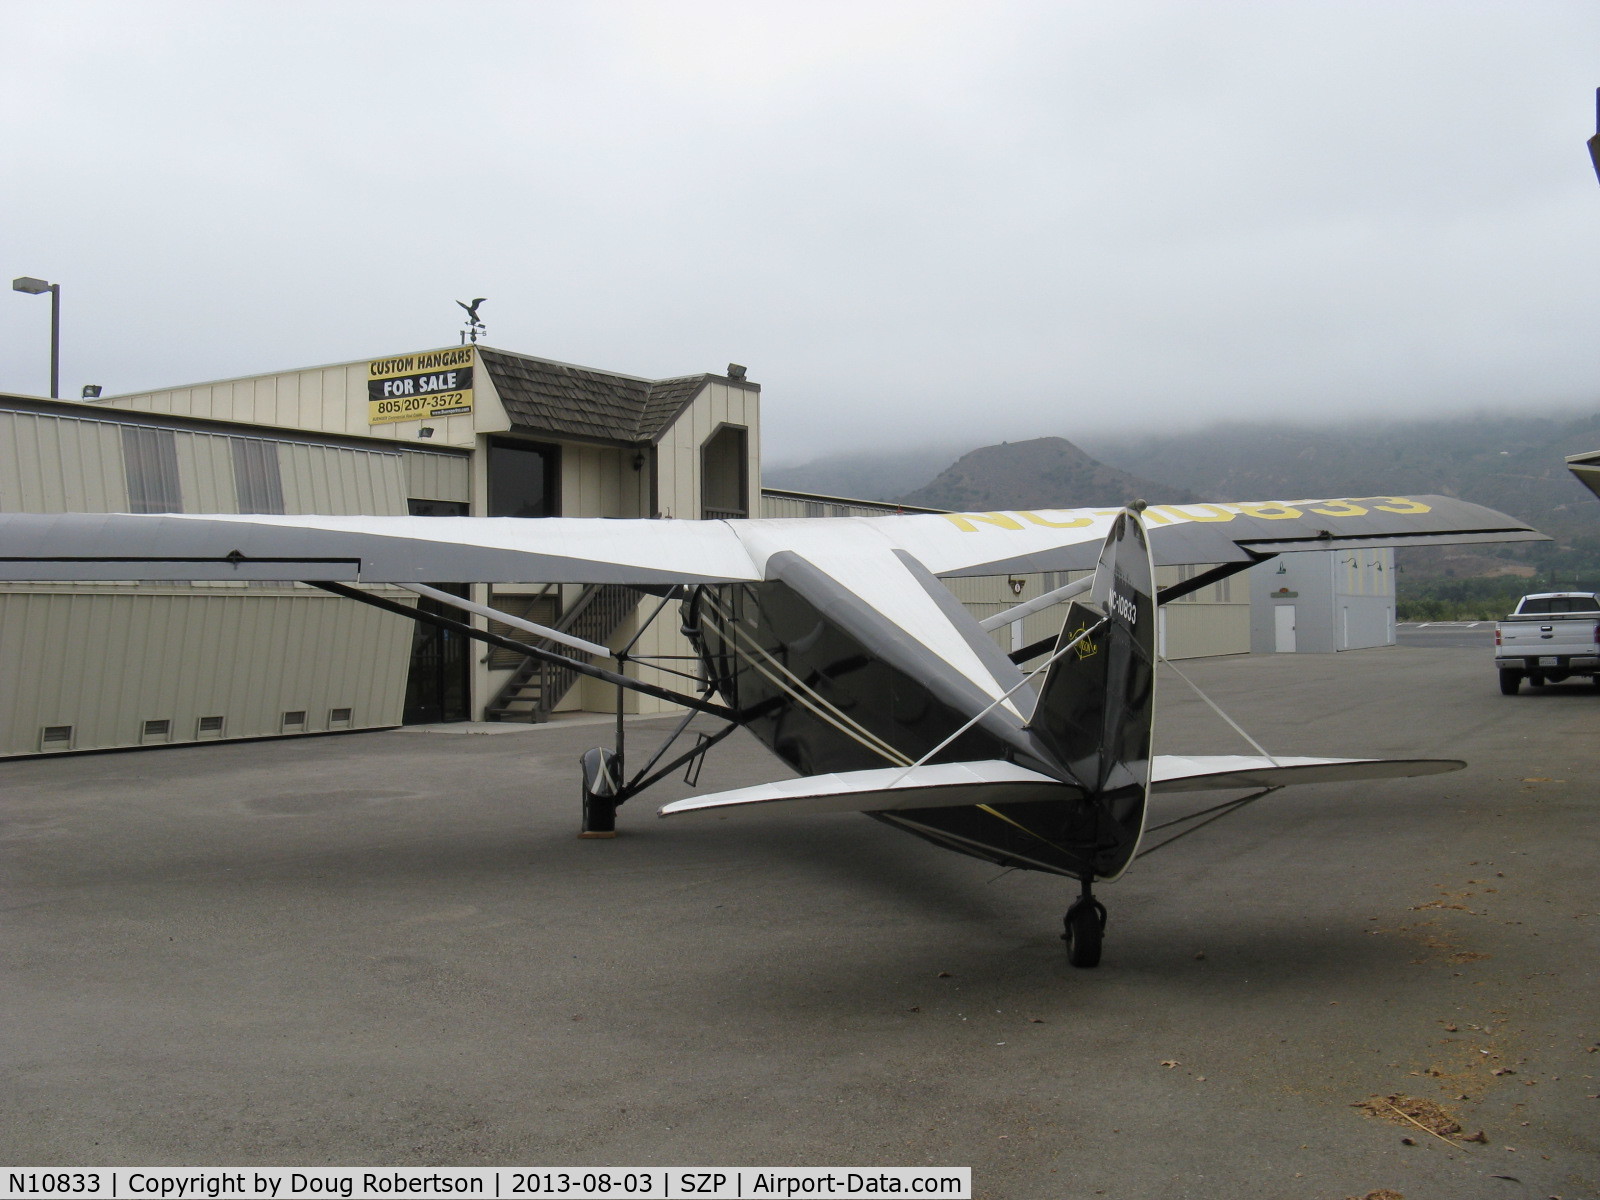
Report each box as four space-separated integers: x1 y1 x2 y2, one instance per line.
0 494 1541 584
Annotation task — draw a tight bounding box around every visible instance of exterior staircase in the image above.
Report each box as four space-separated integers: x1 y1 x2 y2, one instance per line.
484 584 641 723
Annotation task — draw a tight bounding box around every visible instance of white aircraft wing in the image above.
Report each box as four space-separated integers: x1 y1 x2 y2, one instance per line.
844 494 1544 577
0 494 1540 585
0 512 763 585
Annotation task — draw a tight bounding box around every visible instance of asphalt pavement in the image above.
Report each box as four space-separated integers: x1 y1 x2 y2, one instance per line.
3 643 1596 1198
1396 622 1499 651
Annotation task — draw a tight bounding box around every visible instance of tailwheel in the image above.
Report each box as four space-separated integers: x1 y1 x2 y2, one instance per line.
1062 883 1108 969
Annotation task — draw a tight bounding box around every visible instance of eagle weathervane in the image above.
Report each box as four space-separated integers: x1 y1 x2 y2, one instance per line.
457 297 487 345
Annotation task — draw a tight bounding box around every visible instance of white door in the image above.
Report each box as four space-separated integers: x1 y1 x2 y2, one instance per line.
1274 604 1297 653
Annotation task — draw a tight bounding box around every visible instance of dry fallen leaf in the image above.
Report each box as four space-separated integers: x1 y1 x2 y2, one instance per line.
1159 1060 1180 1069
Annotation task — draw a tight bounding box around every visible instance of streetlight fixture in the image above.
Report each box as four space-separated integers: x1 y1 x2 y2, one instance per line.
11 275 60 399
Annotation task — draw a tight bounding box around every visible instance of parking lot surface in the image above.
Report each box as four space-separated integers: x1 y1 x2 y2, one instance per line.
3 644 1596 1198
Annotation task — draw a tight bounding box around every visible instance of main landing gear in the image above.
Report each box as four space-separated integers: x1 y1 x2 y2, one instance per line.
1062 876 1108 969
579 747 621 839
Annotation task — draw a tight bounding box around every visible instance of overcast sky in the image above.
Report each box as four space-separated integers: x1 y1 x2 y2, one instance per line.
4 1 1599 464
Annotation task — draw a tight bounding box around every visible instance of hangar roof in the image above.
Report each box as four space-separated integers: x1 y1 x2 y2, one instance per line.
478 347 754 446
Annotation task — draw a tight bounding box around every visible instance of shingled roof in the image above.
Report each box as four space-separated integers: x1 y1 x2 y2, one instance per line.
477 347 752 445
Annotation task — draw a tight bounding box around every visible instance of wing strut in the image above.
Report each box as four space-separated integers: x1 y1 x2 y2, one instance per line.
307 581 737 719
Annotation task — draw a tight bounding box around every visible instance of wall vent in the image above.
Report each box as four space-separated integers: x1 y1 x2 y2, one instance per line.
281 710 307 733
141 718 172 744
328 707 353 728
40 725 74 752
196 715 226 739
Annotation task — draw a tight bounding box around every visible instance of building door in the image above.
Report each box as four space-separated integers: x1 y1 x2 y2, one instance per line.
1273 604 1297 653
403 499 470 724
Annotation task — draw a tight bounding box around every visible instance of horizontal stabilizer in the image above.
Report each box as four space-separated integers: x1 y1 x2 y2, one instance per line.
1151 755 1463 793
659 760 1078 819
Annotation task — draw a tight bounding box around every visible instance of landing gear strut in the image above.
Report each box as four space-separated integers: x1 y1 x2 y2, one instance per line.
1062 876 1107 968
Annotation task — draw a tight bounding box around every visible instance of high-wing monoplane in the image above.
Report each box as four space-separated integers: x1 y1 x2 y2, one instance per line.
0 494 1541 965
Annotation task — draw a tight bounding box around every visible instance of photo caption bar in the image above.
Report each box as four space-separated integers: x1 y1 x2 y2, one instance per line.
1 1169 971 1200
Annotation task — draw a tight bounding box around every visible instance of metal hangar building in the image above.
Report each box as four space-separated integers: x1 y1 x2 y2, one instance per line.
0 343 1249 758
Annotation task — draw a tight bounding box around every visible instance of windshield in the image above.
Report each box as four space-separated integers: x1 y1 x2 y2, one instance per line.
1518 596 1600 614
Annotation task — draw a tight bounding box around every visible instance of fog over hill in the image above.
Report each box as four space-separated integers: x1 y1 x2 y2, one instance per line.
762 443 965 505
767 409 1600 546
898 437 1194 512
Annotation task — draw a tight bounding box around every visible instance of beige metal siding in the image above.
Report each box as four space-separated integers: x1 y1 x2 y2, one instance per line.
0 411 128 511
654 383 759 519
0 588 413 756
100 347 505 449
405 451 472 504
560 443 648 518
0 403 423 756
0 406 415 517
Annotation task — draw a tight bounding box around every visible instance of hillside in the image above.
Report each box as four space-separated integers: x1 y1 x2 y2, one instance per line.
898 436 1195 511
762 444 963 504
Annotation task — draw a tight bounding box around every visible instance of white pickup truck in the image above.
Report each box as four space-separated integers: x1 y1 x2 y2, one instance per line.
1495 592 1600 694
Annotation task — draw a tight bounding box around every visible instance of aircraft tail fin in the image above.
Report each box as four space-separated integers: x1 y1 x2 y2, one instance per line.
1024 506 1157 879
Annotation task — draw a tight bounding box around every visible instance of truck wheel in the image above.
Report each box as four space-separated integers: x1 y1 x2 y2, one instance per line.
1498 669 1522 695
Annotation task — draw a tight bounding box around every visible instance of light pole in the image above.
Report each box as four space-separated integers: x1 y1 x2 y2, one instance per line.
11 276 60 399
